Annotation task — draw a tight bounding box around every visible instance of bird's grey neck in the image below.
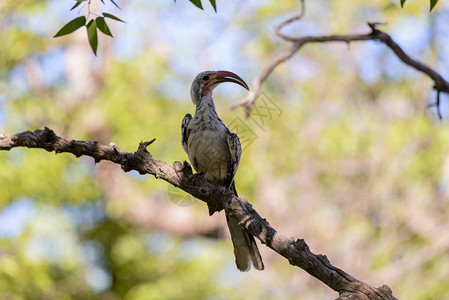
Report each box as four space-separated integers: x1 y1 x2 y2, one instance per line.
193 94 225 129
196 95 217 114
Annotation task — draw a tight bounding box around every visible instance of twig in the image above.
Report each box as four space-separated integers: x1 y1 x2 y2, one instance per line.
0 127 397 300
436 90 442 120
274 0 305 41
233 3 449 118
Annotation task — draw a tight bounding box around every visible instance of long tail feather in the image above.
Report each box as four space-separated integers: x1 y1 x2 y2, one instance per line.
227 182 264 271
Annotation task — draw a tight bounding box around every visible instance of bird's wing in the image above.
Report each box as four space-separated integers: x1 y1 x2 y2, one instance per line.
181 113 192 154
226 131 242 189
226 131 264 271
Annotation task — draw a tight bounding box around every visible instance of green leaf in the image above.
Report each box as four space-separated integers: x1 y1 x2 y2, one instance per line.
54 16 86 38
209 0 216 12
96 17 113 37
430 0 438 11
189 0 203 10
103 12 125 23
109 0 120 9
86 19 98 55
70 1 83 11
400 0 406 8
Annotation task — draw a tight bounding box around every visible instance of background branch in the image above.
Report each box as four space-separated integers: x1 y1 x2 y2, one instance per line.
0 127 397 300
233 5 449 118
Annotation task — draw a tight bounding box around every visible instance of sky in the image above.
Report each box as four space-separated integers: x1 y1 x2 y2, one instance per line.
3 0 449 115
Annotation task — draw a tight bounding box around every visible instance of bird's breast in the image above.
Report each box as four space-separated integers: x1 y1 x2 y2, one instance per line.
187 118 230 185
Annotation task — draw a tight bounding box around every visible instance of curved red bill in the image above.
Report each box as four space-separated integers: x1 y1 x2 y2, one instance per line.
216 70 249 90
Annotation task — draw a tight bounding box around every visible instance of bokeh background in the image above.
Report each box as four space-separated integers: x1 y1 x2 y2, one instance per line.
2 0 449 299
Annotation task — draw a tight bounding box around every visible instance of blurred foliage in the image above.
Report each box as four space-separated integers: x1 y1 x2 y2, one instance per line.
2 0 449 299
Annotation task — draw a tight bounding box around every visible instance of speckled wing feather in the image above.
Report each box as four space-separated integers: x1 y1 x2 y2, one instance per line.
225 132 241 189
181 113 192 154
226 131 264 271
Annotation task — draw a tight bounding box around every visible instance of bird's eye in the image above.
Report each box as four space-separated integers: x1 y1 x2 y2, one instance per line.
202 75 209 81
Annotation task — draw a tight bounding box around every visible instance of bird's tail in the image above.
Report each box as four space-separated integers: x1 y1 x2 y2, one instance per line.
226 182 264 271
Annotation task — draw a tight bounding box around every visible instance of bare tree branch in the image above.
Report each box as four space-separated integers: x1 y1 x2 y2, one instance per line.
0 127 397 300
274 0 305 41
233 8 449 117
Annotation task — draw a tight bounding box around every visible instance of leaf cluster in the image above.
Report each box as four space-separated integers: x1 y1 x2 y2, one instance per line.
400 0 439 11
180 0 217 12
53 0 124 55
54 0 219 55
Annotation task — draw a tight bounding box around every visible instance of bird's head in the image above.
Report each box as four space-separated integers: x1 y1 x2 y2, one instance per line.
190 70 249 105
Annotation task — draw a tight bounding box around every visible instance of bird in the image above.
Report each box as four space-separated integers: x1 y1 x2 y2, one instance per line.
181 70 264 271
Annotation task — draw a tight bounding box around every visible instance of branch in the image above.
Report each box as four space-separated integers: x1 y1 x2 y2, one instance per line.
0 127 397 299
233 7 449 117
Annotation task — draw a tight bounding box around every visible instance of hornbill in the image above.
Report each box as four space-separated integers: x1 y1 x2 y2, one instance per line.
181 70 264 271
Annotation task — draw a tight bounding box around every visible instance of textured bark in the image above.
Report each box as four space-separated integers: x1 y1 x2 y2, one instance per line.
0 127 397 300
